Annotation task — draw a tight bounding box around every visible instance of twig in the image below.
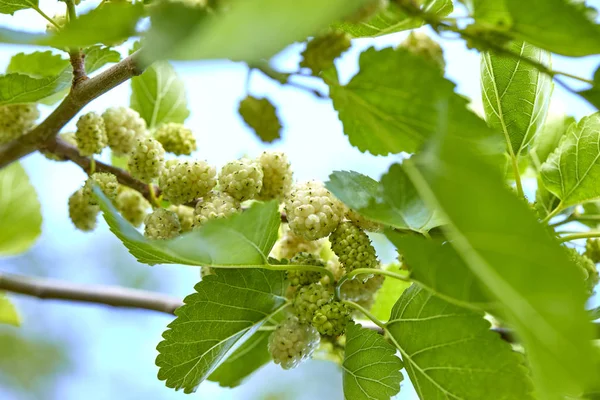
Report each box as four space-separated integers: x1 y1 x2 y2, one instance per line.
69 50 88 87
558 232 600 243
43 136 160 202
0 271 183 315
0 50 148 169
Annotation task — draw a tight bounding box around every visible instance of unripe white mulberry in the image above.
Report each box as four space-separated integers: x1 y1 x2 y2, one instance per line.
284 181 343 241
193 191 240 227
144 208 181 240
75 112 108 156
565 247 599 295
346 208 383 233
399 32 445 71
159 160 216 204
0 104 39 145
340 274 384 302
257 151 293 201
329 221 378 272
41 132 76 161
46 14 67 34
68 188 99 232
293 283 333 323
168 205 194 233
268 316 320 370
155 123 197 156
102 107 147 155
300 31 352 75
128 137 165 183
312 301 351 336
83 172 119 205
585 238 600 264
115 188 149 227
287 252 325 286
271 224 324 260
218 158 263 201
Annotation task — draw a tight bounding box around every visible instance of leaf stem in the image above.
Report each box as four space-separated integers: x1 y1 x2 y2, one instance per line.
32 6 61 29
542 202 564 224
550 214 600 228
558 232 600 243
148 184 161 208
343 300 386 330
89 158 96 174
553 70 594 85
65 0 77 22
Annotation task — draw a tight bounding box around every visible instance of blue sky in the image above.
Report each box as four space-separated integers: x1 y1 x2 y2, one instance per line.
1 1 600 399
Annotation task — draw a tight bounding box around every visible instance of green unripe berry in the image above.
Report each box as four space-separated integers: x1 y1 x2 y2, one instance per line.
168 205 195 233
144 208 181 240
585 238 600 264
340 274 384 302
399 32 445 71
287 252 325 286
311 301 351 337
218 158 264 201
0 104 39 145
159 160 217 204
293 283 333 324
128 137 165 183
257 151 293 201
75 112 108 156
268 316 320 370
271 224 324 260
41 132 76 161
300 31 352 75
345 208 383 233
193 191 240 227
115 188 150 227
102 107 147 155
46 14 67 34
565 247 599 295
155 123 197 155
330 222 378 273
68 188 99 232
83 172 119 205
284 181 343 241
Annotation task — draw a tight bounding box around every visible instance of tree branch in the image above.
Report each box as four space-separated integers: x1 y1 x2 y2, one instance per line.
0 50 148 169
0 271 182 315
69 49 88 87
44 136 160 202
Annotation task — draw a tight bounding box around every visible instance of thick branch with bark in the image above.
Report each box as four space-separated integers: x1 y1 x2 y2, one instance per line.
0 50 148 169
45 136 160 202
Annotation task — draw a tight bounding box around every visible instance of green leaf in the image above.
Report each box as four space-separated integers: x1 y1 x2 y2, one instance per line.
403 126 597 398
0 71 71 105
342 322 403 400
96 188 280 267
461 0 511 26
504 0 600 56
387 285 534 400
332 0 452 38
326 47 494 155
238 96 282 143
6 51 68 77
47 3 144 48
326 166 443 233
387 233 494 310
156 269 287 393
0 0 37 15
0 162 42 255
481 41 552 157
580 67 600 110
0 293 19 327
589 306 600 321
208 330 271 387
84 46 121 73
534 177 560 219
540 112 600 208
130 61 190 129
531 113 575 169
369 264 411 322
144 0 370 63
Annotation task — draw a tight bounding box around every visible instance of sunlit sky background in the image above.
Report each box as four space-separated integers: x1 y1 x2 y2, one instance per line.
1 1 600 399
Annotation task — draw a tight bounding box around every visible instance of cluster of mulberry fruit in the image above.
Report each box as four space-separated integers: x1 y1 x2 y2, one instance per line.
57 111 388 371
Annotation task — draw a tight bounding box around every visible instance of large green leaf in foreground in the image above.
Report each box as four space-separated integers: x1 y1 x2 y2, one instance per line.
156 269 287 393
403 123 597 398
